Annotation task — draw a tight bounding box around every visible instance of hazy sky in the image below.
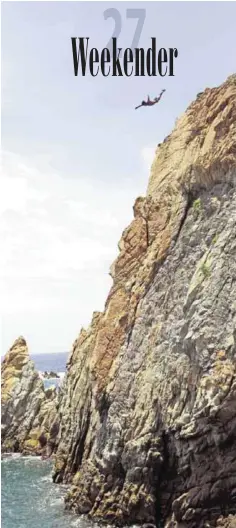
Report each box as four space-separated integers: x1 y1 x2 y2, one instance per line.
1 1 236 355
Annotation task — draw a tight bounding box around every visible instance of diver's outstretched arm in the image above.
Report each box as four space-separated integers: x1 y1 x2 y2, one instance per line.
154 89 166 104
135 104 143 110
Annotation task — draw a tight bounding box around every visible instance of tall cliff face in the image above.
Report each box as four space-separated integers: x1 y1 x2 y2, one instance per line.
1 337 59 455
54 75 236 527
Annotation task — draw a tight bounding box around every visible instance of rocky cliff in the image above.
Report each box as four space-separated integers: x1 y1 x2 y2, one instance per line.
3 74 235 527
53 74 236 527
54 75 236 527
1 336 59 456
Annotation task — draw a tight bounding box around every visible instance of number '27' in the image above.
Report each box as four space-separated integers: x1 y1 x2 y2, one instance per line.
104 8 146 54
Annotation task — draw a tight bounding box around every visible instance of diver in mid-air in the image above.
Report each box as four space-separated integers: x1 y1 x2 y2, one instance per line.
135 89 166 110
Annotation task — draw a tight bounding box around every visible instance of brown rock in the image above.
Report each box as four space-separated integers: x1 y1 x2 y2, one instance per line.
53 74 236 526
1 337 59 456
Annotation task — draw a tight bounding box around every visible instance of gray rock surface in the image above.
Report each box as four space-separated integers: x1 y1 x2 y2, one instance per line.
1 336 59 455
53 75 236 527
2 75 236 528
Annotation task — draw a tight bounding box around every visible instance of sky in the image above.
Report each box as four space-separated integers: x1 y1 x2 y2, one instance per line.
1 1 236 356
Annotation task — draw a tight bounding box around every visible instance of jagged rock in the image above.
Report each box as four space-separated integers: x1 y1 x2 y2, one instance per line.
54 74 236 527
216 515 236 528
1 337 59 456
43 371 60 379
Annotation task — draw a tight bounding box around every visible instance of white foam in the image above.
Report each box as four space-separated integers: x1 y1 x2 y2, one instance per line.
2 452 21 460
22 455 40 460
41 475 52 482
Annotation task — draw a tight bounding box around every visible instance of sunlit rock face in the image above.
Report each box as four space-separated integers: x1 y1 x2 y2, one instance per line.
1 336 59 456
54 74 236 527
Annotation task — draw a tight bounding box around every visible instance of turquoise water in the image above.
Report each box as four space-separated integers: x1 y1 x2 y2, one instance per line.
1 455 94 528
2 353 96 527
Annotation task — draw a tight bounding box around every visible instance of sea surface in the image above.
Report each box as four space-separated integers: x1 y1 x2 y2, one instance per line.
1 456 97 528
31 352 68 389
30 351 68 373
1 352 90 528
1 351 68 373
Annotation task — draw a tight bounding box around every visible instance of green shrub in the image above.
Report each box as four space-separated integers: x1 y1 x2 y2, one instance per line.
193 198 201 213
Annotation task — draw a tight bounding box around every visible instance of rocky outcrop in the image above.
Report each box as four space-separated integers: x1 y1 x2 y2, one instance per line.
216 516 236 528
53 74 236 527
43 371 60 379
1 336 59 456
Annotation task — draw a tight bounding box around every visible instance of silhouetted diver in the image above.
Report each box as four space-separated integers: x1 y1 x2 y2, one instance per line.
135 89 166 110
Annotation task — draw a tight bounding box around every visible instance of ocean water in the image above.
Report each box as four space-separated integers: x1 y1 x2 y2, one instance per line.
30 352 68 389
1 351 68 373
30 352 68 373
1 455 95 528
1 352 83 528
1 353 132 527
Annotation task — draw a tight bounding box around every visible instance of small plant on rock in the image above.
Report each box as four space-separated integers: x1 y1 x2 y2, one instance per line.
193 198 201 213
200 261 211 278
212 234 219 244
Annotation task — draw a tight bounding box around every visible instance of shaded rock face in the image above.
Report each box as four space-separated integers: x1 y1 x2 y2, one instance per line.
55 74 236 527
1 337 59 456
